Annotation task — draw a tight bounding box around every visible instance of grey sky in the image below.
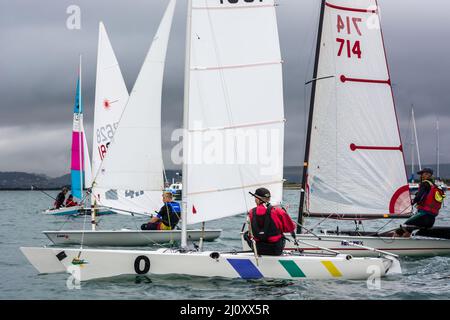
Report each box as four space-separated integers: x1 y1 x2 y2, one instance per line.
1 0 449 177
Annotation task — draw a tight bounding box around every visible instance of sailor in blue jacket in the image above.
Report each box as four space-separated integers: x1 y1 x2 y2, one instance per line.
141 192 181 230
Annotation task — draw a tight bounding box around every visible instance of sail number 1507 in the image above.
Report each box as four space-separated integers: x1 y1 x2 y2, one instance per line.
219 0 263 3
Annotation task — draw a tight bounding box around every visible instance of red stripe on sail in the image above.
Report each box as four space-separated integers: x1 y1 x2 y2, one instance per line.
325 2 377 14
340 75 391 85
350 143 402 152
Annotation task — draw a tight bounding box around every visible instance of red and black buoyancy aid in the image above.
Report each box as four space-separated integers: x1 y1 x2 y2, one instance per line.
417 180 445 215
250 205 282 243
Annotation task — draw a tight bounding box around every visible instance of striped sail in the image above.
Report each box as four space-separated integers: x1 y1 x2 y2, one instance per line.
304 0 411 218
70 75 85 200
93 0 176 215
185 0 285 224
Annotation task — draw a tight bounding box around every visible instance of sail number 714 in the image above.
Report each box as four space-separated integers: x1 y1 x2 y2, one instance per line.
336 14 363 59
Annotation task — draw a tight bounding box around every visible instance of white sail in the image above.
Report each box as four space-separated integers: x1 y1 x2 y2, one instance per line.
185 0 285 224
82 123 92 188
91 22 130 208
93 0 176 214
305 0 411 217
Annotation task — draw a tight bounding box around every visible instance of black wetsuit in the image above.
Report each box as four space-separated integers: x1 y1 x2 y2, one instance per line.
54 192 66 209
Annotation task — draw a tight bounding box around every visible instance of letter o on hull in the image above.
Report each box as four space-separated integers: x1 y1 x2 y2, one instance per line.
134 256 150 274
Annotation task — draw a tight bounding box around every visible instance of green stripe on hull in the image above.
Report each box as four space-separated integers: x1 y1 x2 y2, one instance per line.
279 260 306 278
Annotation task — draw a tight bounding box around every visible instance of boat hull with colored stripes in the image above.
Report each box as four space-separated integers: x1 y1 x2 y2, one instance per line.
43 206 115 216
20 247 400 282
240 233 450 257
43 229 222 246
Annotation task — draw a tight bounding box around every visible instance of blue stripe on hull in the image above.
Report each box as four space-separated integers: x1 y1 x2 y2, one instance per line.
227 259 263 279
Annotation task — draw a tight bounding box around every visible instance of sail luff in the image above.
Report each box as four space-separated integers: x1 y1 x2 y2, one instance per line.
181 0 193 249
78 55 84 196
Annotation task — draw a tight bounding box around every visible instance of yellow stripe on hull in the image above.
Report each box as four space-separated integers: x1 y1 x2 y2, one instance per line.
321 261 342 277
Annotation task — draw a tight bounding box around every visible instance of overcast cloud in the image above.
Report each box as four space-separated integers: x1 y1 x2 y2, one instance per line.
1 0 449 176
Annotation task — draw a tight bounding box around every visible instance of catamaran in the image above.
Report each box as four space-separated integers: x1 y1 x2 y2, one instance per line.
279 0 450 256
43 2 221 246
44 57 113 217
22 0 401 281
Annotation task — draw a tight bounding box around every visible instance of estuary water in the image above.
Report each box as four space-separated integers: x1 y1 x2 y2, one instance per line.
1 190 449 300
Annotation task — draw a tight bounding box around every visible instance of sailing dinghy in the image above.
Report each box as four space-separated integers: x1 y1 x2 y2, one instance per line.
22 0 401 281
43 1 221 246
44 58 113 217
282 0 450 256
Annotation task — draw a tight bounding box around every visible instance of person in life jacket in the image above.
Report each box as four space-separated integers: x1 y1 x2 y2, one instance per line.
399 168 446 235
141 192 181 230
64 194 78 207
53 187 68 209
244 188 296 256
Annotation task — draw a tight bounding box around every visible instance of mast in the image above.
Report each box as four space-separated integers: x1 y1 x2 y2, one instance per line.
78 54 95 230
436 118 440 179
78 55 85 202
297 0 326 233
410 107 415 181
181 0 192 249
412 107 422 171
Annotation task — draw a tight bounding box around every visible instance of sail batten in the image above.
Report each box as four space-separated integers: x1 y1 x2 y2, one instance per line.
304 0 411 218
191 60 282 71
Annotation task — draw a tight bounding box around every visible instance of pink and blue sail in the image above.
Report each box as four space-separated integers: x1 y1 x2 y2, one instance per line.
70 75 85 200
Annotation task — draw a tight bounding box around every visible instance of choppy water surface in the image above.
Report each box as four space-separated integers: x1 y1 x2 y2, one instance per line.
1 190 449 299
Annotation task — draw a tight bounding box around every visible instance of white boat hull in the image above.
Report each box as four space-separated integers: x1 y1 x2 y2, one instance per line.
43 229 222 246
20 247 400 282
242 233 450 257
43 206 115 216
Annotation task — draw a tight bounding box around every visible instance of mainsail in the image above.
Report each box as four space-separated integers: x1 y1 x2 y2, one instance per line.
91 22 130 209
93 0 176 214
303 0 411 218
184 0 285 224
70 64 86 201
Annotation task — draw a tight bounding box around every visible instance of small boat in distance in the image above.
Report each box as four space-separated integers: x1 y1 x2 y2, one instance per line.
166 182 182 200
45 57 114 217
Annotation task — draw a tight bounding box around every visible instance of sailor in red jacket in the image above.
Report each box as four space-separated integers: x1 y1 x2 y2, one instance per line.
245 188 296 256
65 194 78 208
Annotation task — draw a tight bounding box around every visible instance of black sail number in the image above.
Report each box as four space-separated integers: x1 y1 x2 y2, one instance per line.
219 0 264 4
134 256 150 274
